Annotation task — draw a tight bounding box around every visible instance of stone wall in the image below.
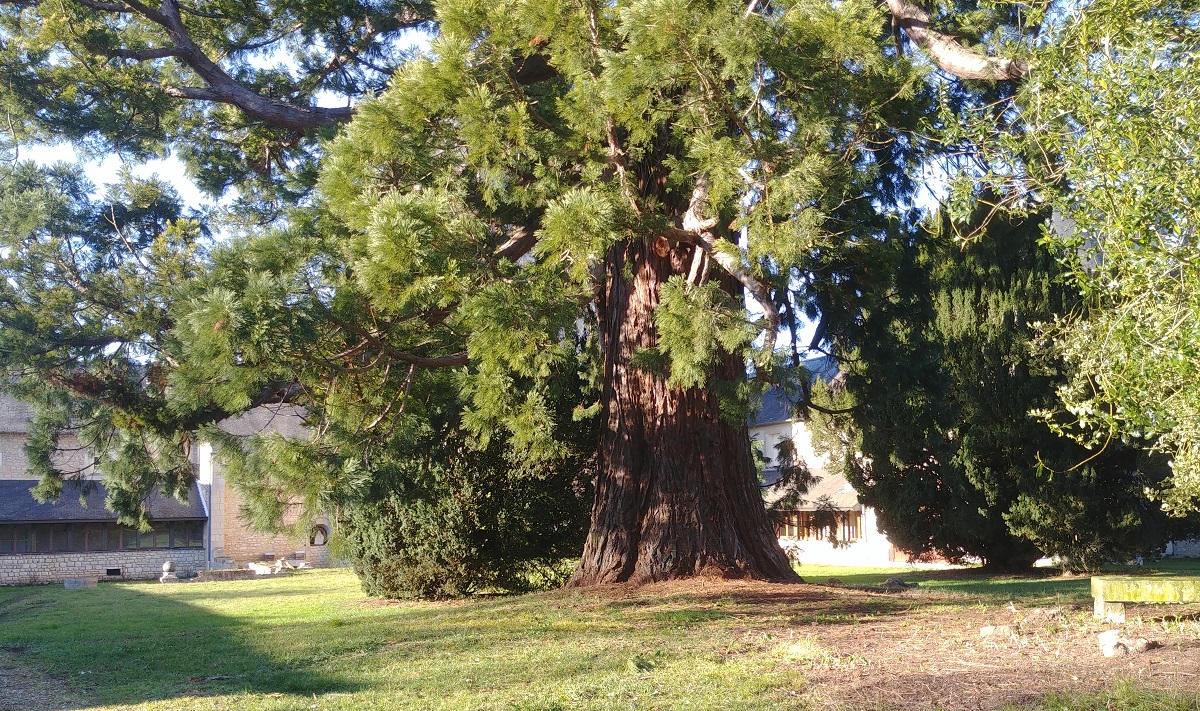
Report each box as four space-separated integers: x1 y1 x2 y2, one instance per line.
211 474 331 567
0 548 207 586
1167 538 1200 558
0 432 95 481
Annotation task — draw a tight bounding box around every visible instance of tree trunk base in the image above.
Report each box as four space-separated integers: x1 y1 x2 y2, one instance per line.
567 239 800 588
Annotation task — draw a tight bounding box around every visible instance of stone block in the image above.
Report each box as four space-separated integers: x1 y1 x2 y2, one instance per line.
195 569 257 582
63 578 97 589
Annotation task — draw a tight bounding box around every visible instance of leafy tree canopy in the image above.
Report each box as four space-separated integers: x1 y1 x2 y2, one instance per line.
944 0 1200 512
1 0 1087 582
0 0 434 212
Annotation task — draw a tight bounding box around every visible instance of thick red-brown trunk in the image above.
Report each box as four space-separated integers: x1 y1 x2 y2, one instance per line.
568 238 800 586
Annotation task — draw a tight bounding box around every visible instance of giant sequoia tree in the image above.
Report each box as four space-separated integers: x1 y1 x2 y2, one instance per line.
1 0 1047 586
190 0 927 585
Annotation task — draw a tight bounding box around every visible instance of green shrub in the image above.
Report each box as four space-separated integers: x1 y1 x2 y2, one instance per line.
339 426 592 599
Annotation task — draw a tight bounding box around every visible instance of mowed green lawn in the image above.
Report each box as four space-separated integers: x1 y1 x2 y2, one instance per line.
1 564 1199 710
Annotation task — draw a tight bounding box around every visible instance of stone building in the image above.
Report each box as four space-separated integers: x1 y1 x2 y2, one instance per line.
199 404 332 570
0 395 330 585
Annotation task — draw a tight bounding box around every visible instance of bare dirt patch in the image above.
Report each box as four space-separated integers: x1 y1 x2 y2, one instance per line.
0 647 93 711
572 577 1200 710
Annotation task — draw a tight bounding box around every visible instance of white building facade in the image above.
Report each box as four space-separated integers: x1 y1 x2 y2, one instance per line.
751 365 898 567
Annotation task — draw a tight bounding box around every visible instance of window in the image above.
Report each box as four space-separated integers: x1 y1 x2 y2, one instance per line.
187 521 204 547
0 521 205 554
841 511 861 542
169 521 204 548
32 526 51 553
84 524 108 551
777 511 863 543
150 524 170 549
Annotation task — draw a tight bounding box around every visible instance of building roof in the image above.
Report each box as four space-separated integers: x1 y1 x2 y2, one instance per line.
763 469 861 511
218 403 308 439
0 480 207 523
750 356 839 426
799 471 861 510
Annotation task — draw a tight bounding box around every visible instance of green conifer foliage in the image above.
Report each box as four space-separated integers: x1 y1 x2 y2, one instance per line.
812 205 1171 571
281 0 944 585
0 0 435 206
0 0 1044 586
0 161 216 527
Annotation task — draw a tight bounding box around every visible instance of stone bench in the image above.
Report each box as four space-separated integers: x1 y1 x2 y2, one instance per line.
1091 576 1200 623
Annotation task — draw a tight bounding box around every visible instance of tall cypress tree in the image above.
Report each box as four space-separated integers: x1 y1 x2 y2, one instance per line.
813 204 1171 570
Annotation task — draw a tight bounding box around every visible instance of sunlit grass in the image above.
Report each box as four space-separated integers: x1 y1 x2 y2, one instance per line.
798 558 1200 605
1 570 810 710
1 566 1198 710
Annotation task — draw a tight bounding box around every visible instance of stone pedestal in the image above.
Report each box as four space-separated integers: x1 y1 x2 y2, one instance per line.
160 560 179 584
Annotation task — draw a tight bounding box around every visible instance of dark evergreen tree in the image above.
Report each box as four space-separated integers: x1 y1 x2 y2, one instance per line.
813 204 1171 571
338 421 592 599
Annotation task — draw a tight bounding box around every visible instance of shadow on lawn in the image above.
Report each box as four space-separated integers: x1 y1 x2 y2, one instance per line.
798 567 1095 603
0 580 360 708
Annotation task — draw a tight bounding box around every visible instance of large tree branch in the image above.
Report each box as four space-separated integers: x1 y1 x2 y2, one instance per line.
106 0 355 130
72 0 129 11
161 85 222 101
887 0 1028 81
109 46 185 61
495 223 538 263
304 285 469 368
662 178 780 370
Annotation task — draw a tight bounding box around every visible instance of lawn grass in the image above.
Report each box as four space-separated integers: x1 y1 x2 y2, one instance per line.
1 566 1198 710
795 563 1094 604
2 570 810 710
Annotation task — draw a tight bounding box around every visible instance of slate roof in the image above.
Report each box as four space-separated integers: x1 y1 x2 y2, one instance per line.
0 479 207 523
762 469 861 511
218 403 308 438
750 356 839 427
798 471 861 510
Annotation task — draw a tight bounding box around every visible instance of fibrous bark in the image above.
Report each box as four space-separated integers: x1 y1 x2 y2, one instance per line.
568 237 800 586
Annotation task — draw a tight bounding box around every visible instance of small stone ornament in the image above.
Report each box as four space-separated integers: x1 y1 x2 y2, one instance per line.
160 560 180 584
1097 629 1154 657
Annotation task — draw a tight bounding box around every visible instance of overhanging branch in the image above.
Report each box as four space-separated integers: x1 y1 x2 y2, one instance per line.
84 0 359 130
887 0 1028 81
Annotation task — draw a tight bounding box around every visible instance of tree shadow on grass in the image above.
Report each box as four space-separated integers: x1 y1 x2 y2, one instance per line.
0 580 360 708
799 567 1094 603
